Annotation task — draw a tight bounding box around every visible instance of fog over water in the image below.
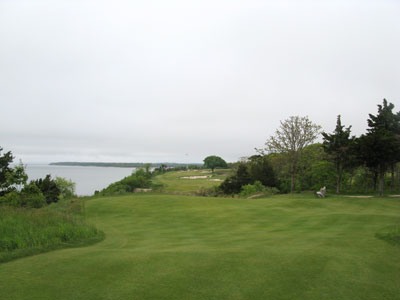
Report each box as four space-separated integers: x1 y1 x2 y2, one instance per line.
25 164 136 196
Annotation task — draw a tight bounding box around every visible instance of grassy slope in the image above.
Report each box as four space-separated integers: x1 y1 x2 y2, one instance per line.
0 201 104 263
153 169 230 194
0 193 399 300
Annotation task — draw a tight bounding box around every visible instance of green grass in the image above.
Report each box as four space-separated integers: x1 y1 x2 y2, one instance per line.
376 224 400 246
153 169 230 194
0 204 104 263
1 193 400 299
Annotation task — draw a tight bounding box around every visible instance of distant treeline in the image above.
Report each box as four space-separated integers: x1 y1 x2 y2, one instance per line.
49 162 203 168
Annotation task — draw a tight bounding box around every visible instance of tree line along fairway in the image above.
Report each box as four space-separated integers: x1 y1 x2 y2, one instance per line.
1 193 399 300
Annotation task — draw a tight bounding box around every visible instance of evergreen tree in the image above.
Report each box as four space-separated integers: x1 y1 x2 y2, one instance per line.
357 99 400 196
322 115 355 193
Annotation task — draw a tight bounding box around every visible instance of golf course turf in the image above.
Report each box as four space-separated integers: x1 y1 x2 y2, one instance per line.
1 193 400 299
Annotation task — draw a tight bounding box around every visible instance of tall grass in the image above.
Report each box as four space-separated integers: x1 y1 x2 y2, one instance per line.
0 203 104 263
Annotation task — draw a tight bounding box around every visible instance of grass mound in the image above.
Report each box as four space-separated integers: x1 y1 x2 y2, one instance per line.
0 205 104 263
376 225 400 247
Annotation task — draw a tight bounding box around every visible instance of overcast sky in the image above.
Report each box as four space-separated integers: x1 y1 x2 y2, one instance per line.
1 0 399 163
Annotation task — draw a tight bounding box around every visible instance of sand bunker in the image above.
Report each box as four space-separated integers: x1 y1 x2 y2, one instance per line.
344 196 373 198
180 176 210 179
209 179 223 182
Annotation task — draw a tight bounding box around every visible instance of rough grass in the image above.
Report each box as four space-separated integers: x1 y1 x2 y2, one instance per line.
153 169 230 194
0 203 104 263
1 193 400 300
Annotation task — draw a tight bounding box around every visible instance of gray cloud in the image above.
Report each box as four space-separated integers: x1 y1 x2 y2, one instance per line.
1 0 399 163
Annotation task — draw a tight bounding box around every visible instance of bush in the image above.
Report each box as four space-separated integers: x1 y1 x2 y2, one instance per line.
0 185 47 208
247 155 278 187
220 163 252 194
0 191 23 207
220 158 279 195
22 193 47 208
239 181 279 198
54 177 76 200
21 182 47 208
30 175 60 204
98 168 153 196
195 186 223 197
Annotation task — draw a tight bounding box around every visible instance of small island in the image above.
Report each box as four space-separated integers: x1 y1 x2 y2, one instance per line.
50 162 201 168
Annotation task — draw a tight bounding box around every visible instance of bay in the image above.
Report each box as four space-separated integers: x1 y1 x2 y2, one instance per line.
24 164 136 196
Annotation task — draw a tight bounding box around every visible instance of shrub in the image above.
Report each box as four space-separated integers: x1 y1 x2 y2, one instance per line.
0 191 23 207
98 168 153 196
220 163 252 194
220 158 279 195
239 181 279 198
195 186 223 197
21 182 47 208
30 175 61 204
54 177 76 200
0 185 47 208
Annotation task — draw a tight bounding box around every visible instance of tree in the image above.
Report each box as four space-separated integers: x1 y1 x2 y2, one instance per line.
357 100 400 196
295 143 334 191
0 147 14 196
322 115 355 193
54 177 76 200
247 155 278 188
219 163 251 194
203 155 228 173
0 147 28 196
31 175 61 204
262 116 321 193
219 155 278 195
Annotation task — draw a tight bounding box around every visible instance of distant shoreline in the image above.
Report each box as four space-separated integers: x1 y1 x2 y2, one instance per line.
49 162 202 168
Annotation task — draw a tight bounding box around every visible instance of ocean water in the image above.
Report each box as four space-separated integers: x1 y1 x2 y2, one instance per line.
24 164 136 196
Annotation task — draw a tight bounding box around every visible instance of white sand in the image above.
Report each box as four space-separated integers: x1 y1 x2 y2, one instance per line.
344 196 373 198
180 176 210 179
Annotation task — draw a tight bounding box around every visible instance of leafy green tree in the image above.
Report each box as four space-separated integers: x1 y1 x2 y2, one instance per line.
6 161 28 191
0 147 14 196
144 163 152 176
357 100 400 196
54 177 76 200
262 116 321 193
295 144 332 191
203 155 228 173
322 115 355 193
0 148 28 196
309 161 337 191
